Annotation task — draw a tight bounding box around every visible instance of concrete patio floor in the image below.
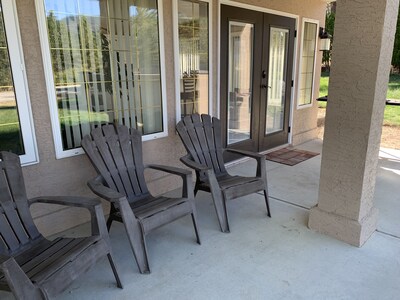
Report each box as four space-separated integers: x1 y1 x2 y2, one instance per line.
2 139 399 299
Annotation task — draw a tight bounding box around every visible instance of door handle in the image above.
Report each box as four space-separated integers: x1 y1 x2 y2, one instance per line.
261 84 271 89
262 70 267 78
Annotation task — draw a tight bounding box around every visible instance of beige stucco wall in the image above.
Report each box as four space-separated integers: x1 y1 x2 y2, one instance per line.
15 0 325 236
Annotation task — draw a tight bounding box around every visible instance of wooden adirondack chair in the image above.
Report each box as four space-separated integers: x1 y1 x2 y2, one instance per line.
176 114 271 233
0 151 122 300
82 124 200 274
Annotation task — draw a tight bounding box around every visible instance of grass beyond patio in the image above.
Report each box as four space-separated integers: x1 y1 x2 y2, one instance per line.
319 73 400 126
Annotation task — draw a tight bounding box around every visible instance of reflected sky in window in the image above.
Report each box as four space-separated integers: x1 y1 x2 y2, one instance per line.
45 0 100 16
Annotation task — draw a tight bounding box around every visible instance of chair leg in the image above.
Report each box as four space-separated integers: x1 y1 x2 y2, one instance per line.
118 200 151 274
210 190 230 233
107 253 123 289
263 189 271 217
191 212 201 245
124 224 151 274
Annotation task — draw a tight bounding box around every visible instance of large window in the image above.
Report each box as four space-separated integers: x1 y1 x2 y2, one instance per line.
298 19 318 107
174 0 210 120
0 0 38 165
37 0 167 158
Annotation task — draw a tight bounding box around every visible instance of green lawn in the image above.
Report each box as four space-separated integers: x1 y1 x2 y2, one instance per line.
318 73 400 126
387 74 400 99
0 103 111 154
0 107 24 154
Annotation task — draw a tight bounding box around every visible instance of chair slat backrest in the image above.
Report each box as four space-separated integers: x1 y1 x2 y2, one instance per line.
0 152 42 255
82 125 149 203
176 114 227 180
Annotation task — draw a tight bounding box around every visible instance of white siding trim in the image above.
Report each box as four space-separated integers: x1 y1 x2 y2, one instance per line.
297 18 319 110
2 0 38 165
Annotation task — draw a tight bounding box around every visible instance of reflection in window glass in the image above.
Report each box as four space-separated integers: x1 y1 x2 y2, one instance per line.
177 0 209 118
298 21 317 106
266 27 289 134
227 22 253 145
0 2 25 155
44 0 164 151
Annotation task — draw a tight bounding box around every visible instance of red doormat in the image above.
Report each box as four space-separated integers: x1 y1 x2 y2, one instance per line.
265 148 319 166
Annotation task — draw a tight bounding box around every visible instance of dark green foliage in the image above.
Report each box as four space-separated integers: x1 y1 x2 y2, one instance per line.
323 3 400 72
0 10 13 88
391 7 400 70
322 7 335 70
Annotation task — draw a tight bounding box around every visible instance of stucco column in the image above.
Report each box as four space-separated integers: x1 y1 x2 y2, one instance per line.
308 0 399 247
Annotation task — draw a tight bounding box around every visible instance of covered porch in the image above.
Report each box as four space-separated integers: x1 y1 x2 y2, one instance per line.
2 140 398 299
1 0 400 298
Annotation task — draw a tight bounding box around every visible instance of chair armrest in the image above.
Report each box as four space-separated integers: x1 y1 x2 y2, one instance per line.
225 148 265 160
180 155 211 171
146 164 191 177
224 148 266 179
146 164 194 199
29 196 101 209
29 194 110 240
87 176 126 203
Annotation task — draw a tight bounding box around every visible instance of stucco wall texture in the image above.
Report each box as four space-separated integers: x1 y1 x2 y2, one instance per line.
15 0 325 236
309 0 399 247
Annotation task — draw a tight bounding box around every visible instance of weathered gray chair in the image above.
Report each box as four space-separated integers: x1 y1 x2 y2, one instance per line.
176 114 271 233
0 151 122 300
82 124 200 274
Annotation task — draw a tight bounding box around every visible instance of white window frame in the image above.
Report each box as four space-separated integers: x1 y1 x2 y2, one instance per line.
1 0 38 165
35 0 168 159
173 0 213 121
297 18 319 109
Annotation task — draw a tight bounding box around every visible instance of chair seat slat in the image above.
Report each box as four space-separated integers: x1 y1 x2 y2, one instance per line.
133 197 187 219
20 238 74 277
14 238 60 266
30 237 101 284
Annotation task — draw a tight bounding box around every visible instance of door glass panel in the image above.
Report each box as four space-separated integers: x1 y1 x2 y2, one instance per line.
227 22 253 145
266 27 289 134
0 2 25 155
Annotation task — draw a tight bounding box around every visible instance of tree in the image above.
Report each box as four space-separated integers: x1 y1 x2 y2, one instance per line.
0 12 12 89
391 7 400 71
322 3 335 71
